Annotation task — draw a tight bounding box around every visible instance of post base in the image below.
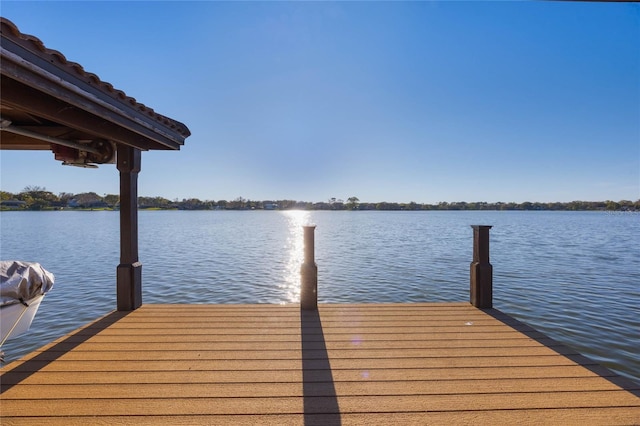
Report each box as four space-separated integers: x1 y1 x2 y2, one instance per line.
470 261 492 308
117 262 142 311
300 262 318 310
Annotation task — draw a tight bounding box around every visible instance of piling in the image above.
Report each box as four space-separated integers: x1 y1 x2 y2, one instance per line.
300 225 318 310
470 225 493 308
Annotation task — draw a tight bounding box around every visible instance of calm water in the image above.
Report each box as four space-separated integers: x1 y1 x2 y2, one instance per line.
1 210 638 383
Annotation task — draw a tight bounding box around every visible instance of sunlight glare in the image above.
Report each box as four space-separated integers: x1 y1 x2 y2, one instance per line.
279 210 312 304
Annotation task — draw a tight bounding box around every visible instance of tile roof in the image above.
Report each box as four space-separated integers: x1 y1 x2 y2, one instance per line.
0 17 190 149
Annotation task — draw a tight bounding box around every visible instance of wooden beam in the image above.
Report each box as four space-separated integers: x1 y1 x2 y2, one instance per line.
116 145 142 311
0 131 50 149
0 78 164 151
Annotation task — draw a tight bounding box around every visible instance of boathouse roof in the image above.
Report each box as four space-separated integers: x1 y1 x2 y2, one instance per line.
0 17 190 161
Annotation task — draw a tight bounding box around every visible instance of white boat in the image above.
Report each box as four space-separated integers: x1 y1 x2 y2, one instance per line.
1 261 54 353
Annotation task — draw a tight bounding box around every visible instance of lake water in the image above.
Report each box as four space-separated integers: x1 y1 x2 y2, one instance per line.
1 210 638 383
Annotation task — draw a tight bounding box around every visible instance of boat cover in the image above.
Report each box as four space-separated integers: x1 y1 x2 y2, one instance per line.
1 261 54 307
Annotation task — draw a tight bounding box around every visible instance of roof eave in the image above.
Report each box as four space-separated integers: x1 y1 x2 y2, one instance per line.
0 18 190 151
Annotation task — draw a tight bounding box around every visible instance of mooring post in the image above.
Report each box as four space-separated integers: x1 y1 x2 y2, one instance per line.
300 225 318 310
470 225 493 308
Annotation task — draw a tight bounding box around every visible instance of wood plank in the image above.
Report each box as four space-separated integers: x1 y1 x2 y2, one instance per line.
39 326 541 336
3 409 640 426
0 365 619 386
11 348 576 363
2 391 639 417
3 377 636 399
79 320 516 328
21 336 566 349
2 355 584 373
0 344 578 358
68 329 548 340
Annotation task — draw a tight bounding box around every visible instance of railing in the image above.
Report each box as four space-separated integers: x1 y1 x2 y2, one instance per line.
300 224 493 310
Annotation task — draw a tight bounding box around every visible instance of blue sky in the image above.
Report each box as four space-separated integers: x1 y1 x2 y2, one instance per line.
1 1 638 203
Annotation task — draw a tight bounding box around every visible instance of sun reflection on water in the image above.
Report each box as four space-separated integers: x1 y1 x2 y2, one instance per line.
279 210 312 304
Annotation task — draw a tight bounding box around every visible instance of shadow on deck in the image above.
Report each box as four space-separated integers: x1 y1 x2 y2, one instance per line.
482 308 640 397
301 309 342 425
0 311 129 394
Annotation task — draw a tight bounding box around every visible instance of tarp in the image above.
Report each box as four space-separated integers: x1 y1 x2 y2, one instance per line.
1 261 54 307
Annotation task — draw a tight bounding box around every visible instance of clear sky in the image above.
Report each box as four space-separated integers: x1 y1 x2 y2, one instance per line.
1 1 638 204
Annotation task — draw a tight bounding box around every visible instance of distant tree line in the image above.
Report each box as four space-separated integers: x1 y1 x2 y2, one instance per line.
1 187 638 212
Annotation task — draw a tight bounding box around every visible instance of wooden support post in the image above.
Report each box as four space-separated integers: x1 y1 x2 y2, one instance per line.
300 225 318 310
116 145 142 311
470 225 493 308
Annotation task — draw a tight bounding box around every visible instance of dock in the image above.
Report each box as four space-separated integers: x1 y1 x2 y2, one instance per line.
1 303 639 424
3 19 638 424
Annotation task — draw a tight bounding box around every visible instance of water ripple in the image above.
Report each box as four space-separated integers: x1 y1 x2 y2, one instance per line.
1 210 638 383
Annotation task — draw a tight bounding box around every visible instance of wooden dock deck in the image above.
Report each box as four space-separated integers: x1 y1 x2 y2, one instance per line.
1 303 639 424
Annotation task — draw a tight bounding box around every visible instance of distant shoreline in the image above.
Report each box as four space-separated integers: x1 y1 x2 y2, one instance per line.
1 188 638 212
1 206 638 213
